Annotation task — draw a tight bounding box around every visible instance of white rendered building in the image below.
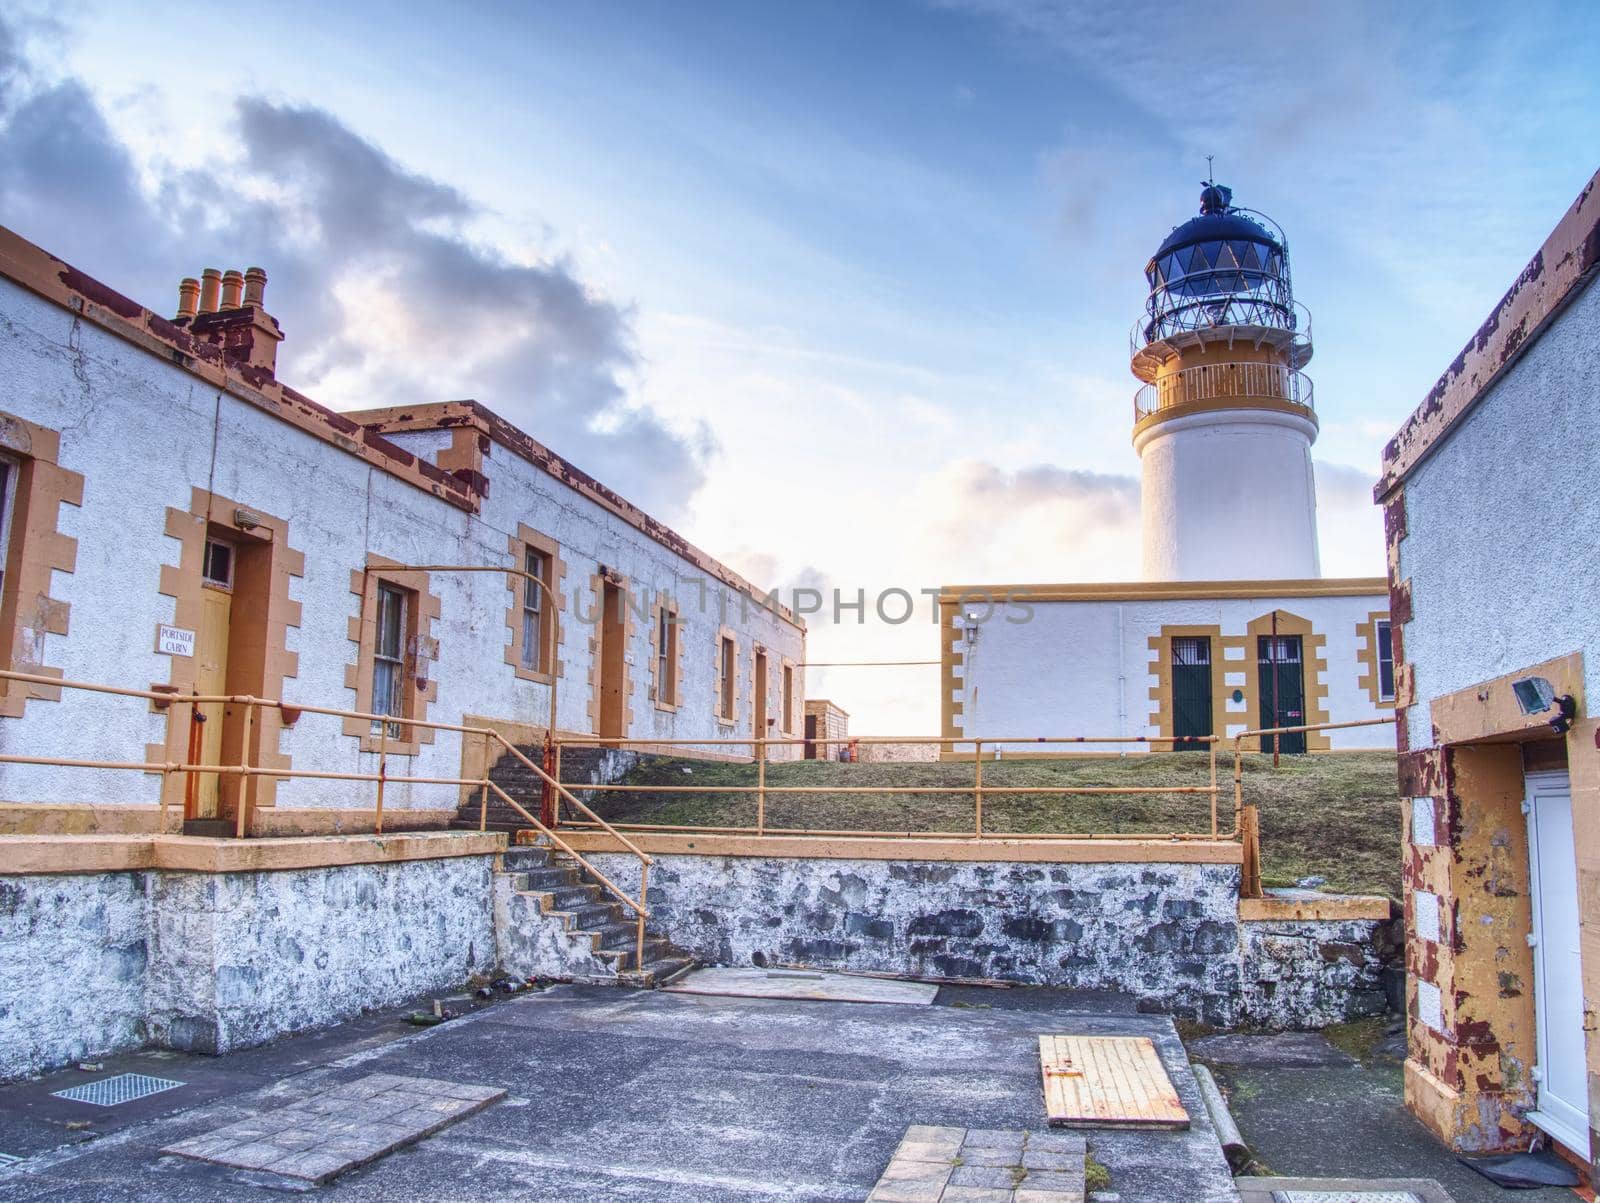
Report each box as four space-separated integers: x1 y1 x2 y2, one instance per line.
940 183 1390 755
0 225 804 835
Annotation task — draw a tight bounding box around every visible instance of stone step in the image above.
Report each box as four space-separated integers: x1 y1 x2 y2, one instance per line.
544 883 599 909
590 920 637 951
516 866 576 891
620 955 696 988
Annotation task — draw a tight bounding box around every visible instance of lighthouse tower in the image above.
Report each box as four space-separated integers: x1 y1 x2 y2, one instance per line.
1131 182 1319 581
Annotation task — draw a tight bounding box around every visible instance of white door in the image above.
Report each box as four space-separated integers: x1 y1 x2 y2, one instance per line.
1524 769 1589 1153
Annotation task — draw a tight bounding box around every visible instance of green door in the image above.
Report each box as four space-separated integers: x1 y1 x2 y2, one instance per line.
1172 636 1213 748
1257 634 1306 753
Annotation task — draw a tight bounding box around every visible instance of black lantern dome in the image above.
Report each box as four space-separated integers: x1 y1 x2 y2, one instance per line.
1139 182 1299 348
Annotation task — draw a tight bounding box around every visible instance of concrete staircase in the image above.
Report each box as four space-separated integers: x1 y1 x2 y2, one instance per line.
495 844 693 988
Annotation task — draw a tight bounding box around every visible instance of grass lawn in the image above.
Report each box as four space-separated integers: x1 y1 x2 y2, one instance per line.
573 750 1403 899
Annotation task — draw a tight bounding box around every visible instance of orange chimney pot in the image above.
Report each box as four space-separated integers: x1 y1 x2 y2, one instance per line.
198 268 222 315
220 269 244 310
243 266 267 308
176 277 200 320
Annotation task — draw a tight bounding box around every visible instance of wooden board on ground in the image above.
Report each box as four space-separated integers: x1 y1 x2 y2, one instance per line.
663 967 938 1005
1038 1034 1190 1130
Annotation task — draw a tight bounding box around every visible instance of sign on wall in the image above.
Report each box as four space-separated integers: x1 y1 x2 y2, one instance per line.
156 624 196 657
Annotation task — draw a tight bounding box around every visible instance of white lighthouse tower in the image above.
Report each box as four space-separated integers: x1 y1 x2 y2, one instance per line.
1130 182 1320 581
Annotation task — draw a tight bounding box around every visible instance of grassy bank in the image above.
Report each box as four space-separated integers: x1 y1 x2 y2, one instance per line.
571 749 1402 898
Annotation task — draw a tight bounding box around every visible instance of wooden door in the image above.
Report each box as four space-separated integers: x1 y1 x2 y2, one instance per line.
1256 634 1305 754
195 576 232 817
598 580 625 739
752 650 768 747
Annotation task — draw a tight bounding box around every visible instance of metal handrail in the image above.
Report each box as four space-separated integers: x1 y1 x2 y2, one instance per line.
553 731 1225 842
1134 361 1314 422
0 669 655 969
1228 715 1398 898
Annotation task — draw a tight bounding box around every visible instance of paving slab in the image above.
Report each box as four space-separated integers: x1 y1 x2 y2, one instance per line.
870 1126 1088 1202
160 1073 504 1184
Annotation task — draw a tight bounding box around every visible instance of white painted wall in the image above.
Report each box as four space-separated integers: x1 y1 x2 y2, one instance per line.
1137 409 1321 581
1398 275 1600 747
953 591 1392 753
0 275 802 813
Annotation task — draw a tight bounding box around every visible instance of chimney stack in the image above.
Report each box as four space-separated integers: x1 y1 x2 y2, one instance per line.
198 268 222 315
176 278 200 320
180 264 284 379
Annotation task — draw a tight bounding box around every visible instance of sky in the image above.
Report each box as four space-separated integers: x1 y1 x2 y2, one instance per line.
1 1 1596 732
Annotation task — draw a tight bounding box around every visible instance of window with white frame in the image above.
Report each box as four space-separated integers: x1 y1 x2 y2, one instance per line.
655 604 678 707
718 634 735 720
0 457 18 596
1376 619 1395 702
520 546 549 673
372 582 408 737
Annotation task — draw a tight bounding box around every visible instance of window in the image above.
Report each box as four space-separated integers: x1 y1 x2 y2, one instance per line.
520 546 549 672
372 582 408 737
782 663 794 733
654 604 678 708
719 634 735 721
202 537 234 589
1376 619 1395 702
0 457 16 595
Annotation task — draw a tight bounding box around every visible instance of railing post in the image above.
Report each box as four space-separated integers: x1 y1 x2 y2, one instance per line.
183 694 203 823
1208 737 1218 837
973 739 984 839
635 860 650 971
375 720 388 835
478 779 489 832
1240 803 1262 899
756 737 766 837
552 738 563 828
234 700 256 839
1232 738 1245 836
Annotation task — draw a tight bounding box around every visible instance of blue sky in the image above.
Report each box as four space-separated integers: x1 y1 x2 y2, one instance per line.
4 1 1597 730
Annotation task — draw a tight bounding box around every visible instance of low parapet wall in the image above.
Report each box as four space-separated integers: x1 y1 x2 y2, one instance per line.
569 835 1394 1028
0 832 501 1081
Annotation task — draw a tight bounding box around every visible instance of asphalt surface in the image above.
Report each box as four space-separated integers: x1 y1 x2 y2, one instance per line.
1196 1030 1587 1202
0 983 1238 1202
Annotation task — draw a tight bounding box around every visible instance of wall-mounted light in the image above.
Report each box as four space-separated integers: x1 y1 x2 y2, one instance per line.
1512 676 1577 735
962 610 980 646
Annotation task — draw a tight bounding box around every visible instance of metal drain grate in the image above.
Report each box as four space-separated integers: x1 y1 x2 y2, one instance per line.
51 1073 184 1107
1275 1193 1425 1203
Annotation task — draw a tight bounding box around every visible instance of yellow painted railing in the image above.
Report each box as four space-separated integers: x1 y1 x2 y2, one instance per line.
0 669 656 970
551 732 1227 841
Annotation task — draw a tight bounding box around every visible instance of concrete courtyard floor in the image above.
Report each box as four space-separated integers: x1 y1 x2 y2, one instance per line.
0 983 1239 1202
1192 1028 1590 1203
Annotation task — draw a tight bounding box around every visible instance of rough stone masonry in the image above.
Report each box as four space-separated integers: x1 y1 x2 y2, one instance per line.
585 851 1392 1028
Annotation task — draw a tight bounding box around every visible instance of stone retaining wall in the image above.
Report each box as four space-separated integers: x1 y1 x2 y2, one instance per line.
587 850 1393 1028
1 855 496 1080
